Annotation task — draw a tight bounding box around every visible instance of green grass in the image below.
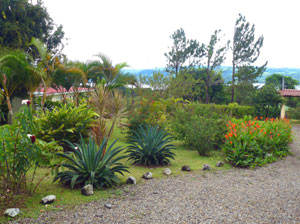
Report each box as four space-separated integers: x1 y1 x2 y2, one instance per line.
1 125 230 222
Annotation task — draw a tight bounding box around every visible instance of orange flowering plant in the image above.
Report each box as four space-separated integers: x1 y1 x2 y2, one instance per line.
223 116 292 167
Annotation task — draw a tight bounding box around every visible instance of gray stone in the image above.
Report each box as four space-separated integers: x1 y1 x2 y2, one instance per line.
142 172 153 179
181 165 191 171
41 195 56 205
216 161 224 167
126 176 137 184
105 203 112 209
202 164 210 170
163 168 172 176
81 184 94 196
5 208 20 217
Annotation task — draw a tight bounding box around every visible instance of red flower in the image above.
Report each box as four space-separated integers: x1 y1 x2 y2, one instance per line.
27 100 31 106
30 135 36 144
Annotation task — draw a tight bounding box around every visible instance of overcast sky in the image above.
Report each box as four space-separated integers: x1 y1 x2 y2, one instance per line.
43 0 300 69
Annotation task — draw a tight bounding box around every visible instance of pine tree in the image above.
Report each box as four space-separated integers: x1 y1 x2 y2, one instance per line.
231 14 265 102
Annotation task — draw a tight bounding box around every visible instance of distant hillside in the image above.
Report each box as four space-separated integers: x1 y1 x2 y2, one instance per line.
123 67 300 83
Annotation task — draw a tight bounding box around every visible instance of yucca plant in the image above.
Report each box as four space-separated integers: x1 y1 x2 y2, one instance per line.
53 137 129 189
127 126 176 166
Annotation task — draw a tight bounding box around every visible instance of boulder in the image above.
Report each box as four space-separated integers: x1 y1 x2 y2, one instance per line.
163 168 172 176
216 161 224 167
81 184 94 196
126 176 137 184
202 164 210 170
41 195 56 205
181 165 191 171
142 172 153 179
5 208 20 217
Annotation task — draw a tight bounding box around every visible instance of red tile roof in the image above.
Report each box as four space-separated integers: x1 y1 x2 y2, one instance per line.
280 89 300 97
34 86 91 95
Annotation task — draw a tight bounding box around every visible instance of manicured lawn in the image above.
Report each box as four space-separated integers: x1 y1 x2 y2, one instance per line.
1 125 230 222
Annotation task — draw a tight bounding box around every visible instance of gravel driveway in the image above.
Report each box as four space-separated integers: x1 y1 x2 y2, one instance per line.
15 126 300 224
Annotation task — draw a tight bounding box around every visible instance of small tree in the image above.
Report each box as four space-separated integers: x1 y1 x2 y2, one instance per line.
202 30 229 103
254 84 282 118
231 14 265 102
90 80 128 153
29 38 56 109
167 71 203 101
0 51 38 123
52 61 87 105
235 65 266 105
265 73 298 90
146 71 169 98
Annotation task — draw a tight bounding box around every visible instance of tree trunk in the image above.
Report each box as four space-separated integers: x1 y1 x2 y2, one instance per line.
41 79 47 110
131 88 135 105
6 95 13 124
29 92 33 103
266 105 270 118
205 69 210 104
231 63 235 103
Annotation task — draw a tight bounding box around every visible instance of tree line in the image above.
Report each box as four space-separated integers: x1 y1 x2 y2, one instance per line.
164 14 267 104
0 0 299 121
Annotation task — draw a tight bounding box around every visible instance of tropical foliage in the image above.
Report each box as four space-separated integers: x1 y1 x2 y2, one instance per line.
223 117 291 167
0 2 296 218
90 79 128 145
54 137 128 188
0 103 60 195
36 102 97 151
127 126 176 166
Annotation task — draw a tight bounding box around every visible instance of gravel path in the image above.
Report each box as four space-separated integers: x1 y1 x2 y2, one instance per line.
15 126 300 224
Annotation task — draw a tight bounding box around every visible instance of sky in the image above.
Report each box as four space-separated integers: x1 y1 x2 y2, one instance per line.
42 0 300 69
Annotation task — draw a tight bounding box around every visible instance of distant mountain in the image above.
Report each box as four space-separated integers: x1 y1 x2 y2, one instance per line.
123 67 300 83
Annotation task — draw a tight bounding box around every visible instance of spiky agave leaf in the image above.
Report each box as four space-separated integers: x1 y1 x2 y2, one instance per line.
127 126 176 166
54 137 129 188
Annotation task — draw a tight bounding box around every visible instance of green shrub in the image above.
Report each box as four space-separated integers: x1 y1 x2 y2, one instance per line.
286 107 300 119
0 104 59 195
190 103 255 119
127 126 176 166
36 103 98 151
126 98 181 138
223 118 291 167
169 108 228 155
54 137 129 188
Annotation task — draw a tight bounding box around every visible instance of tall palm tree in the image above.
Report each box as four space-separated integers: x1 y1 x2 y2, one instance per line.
89 53 129 88
0 51 36 123
29 38 56 108
52 61 87 105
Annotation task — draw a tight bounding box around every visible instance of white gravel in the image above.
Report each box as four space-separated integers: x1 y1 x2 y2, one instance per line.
13 126 300 224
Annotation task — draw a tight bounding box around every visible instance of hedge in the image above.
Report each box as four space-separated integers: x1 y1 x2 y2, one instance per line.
187 103 255 119
286 107 300 119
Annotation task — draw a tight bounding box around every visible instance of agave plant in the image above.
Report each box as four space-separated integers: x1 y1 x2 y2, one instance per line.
53 137 129 189
127 126 176 166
